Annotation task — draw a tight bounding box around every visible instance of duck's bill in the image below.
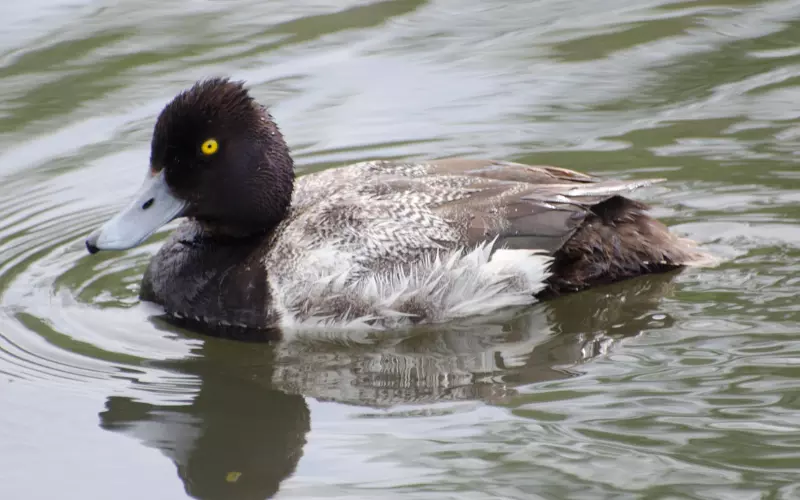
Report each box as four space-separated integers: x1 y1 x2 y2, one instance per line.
85 170 187 254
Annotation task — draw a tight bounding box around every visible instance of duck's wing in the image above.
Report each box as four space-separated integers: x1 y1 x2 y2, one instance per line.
293 159 665 256
420 158 600 185
292 159 595 209
457 180 663 255
412 159 666 255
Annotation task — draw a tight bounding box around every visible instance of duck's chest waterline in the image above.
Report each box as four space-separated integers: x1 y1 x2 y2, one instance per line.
139 229 276 329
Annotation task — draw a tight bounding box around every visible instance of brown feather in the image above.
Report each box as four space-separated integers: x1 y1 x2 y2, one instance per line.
362 159 708 296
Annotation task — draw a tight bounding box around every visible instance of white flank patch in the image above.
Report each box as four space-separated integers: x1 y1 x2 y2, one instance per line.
270 240 552 330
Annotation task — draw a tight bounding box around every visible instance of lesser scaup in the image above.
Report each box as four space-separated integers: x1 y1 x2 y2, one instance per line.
85 78 710 331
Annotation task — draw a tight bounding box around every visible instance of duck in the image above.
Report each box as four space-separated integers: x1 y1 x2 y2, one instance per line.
85 78 710 332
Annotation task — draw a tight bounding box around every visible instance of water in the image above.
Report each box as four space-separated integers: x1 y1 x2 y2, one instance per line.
2 0 800 498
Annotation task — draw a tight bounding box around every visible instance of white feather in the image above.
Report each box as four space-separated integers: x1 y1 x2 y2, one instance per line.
269 240 552 330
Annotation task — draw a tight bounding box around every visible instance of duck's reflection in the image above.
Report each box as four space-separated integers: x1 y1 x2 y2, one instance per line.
274 272 678 406
99 272 679 500
99 342 310 500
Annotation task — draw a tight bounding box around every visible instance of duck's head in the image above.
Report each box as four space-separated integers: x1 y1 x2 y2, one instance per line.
86 78 293 254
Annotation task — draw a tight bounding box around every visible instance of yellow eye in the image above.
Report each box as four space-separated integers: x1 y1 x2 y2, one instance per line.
201 138 218 155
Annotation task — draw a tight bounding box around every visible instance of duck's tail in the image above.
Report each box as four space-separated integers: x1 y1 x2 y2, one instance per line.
539 195 714 298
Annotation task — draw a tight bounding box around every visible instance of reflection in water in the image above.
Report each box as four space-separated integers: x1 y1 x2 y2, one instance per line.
99 342 310 500
99 272 678 499
274 272 679 406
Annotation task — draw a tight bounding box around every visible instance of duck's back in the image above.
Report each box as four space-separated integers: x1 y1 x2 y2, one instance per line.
263 160 708 328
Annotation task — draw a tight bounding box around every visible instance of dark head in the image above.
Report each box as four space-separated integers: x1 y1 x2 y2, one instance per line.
86 78 294 253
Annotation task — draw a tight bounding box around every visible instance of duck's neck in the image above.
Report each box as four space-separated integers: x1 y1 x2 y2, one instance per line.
195 220 273 241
